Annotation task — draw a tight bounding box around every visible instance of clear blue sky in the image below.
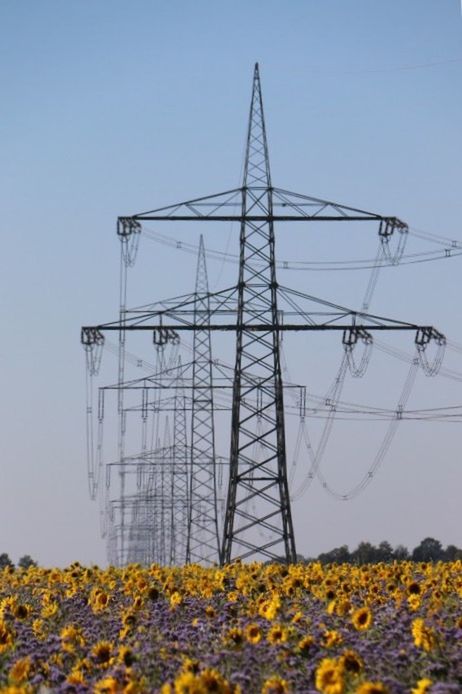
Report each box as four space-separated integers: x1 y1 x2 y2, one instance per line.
1 0 462 566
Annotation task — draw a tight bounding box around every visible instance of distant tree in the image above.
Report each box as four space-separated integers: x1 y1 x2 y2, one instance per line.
18 555 37 569
412 537 444 562
393 544 409 561
318 545 351 565
0 553 14 569
351 541 379 565
376 541 394 563
442 544 462 561
311 538 462 565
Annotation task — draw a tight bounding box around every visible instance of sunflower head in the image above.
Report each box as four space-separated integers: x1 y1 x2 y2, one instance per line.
94 676 120 694
411 678 432 694
244 623 262 644
13 604 31 620
199 667 230 692
267 624 288 644
9 656 32 683
297 634 314 655
351 606 373 631
0 620 14 652
407 581 421 595
339 649 363 675
119 645 136 667
315 657 344 694
225 627 244 647
91 641 113 666
261 675 289 694
355 682 389 694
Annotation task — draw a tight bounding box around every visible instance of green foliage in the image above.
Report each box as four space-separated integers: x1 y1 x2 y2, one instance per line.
0 553 14 569
18 555 38 569
315 538 461 565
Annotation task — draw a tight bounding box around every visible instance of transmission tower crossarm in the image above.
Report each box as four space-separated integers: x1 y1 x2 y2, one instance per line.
120 205 405 225
117 181 407 230
82 322 443 334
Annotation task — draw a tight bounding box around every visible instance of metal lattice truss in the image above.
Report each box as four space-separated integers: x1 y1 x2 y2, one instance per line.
120 190 409 226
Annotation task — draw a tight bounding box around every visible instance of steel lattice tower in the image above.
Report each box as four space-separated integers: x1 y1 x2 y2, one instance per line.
221 64 296 563
186 235 221 564
171 358 190 565
83 63 446 566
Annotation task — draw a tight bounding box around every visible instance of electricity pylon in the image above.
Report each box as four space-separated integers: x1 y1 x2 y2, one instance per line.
221 64 295 563
186 235 221 564
82 63 445 564
171 358 190 565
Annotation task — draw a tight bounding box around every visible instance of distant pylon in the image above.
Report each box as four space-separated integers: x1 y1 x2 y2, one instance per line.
221 64 296 563
186 235 221 564
170 357 190 565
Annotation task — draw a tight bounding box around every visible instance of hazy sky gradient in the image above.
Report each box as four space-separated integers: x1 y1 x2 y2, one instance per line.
1 0 462 566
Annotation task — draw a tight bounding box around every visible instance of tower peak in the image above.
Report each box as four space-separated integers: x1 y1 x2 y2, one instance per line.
243 64 271 187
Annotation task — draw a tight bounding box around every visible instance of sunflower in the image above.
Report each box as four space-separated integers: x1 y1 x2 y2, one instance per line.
205 605 216 619
118 645 136 667
314 657 344 694
297 634 314 655
170 591 182 609
258 593 280 621
91 640 114 667
9 656 32 683
407 594 421 612
41 599 58 618
124 680 146 694
267 624 288 645
322 630 342 648
225 627 244 647
148 586 160 601
88 587 111 613
172 671 206 693
199 668 231 692
0 620 14 653
245 623 262 644
261 675 289 694
411 679 432 694
132 595 143 610
351 607 373 631
122 609 137 628
335 599 352 617
13 604 31 620
60 624 85 653
354 683 389 694
407 581 422 595
66 667 86 686
94 676 120 694
0 596 16 618
291 610 304 624
98 591 110 609
339 649 363 675
411 618 437 652
181 658 201 674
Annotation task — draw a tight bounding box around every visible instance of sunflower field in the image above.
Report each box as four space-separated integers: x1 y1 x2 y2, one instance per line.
0 560 461 693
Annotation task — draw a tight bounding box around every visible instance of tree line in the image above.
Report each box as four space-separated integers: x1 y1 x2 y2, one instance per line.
0 553 37 570
312 537 462 565
2 538 461 569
